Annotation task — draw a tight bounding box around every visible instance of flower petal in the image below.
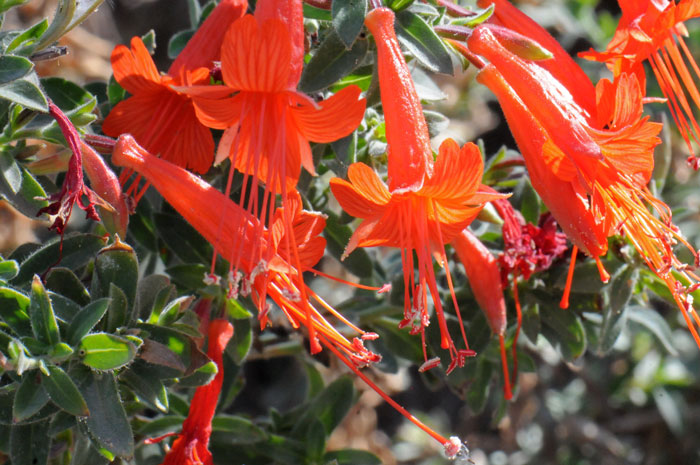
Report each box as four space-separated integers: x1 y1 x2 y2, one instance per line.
221 15 292 92
347 162 391 204
190 93 243 129
111 37 161 95
330 176 387 219
168 0 247 77
291 85 366 143
253 0 304 88
421 140 483 201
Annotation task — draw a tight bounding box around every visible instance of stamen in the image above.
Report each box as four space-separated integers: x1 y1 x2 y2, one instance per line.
499 333 512 400
512 274 522 385
560 246 578 309
594 256 610 283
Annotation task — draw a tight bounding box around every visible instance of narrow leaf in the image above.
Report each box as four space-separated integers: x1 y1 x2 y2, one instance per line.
332 0 367 48
66 298 110 346
395 10 453 74
41 364 89 416
13 371 49 422
29 275 60 346
76 369 134 458
299 31 368 93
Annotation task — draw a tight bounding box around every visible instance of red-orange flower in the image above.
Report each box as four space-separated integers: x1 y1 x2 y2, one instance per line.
452 230 513 399
112 135 380 364
467 24 700 347
331 8 503 373
102 0 247 174
477 0 597 115
159 318 233 465
181 0 366 204
581 0 700 166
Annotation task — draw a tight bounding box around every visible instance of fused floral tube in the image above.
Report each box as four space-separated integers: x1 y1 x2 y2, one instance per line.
452 229 513 399
179 0 365 222
111 135 379 363
465 24 700 347
581 0 700 166
157 318 233 465
477 0 596 115
176 0 366 338
103 0 248 175
331 7 505 374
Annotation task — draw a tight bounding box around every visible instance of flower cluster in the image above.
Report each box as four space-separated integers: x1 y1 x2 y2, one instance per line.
33 0 700 462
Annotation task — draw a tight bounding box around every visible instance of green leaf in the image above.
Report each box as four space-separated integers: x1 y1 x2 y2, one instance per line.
323 211 373 278
11 234 107 286
304 419 327 463
48 291 81 323
66 298 110 346
121 361 169 412
0 72 47 111
166 263 209 290
106 283 128 333
9 422 50 465
34 0 76 51
0 55 33 84
137 338 186 374
225 297 253 320
324 449 382 465
6 19 48 53
299 31 368 93
13 371 49 422
226 316 252 364
518 177 540 225
294 376 355 436
0 0 28 15
0 257 19 281
76 369 134 458
332 0 367 48
41 77 95 112
211 415 267 444
41 364 89 416
157 295 193 326
0 148 22 194
135 414 184 438
0 162 48 217
48 342 73 362
394 10 453 74
29 275 60 346
45 267 90 307
135 274 172 322
106 75 125 107
596 266 636 354
63 0 104 38
540 301 587 361
154 212 213 263
0 286 31 335
627 306 678 355
303 3 332 20
92 240 138 310
168 29 195 60
79 333 137 371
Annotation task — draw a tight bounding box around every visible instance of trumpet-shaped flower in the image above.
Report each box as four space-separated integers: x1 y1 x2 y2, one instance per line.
581 0 700 166
477 0 597 115
466 24 700 347
180 0 365 218
452 230 513 399
331 7 504 373
111 135 380 364
103 0 247 175
159 318 233 465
